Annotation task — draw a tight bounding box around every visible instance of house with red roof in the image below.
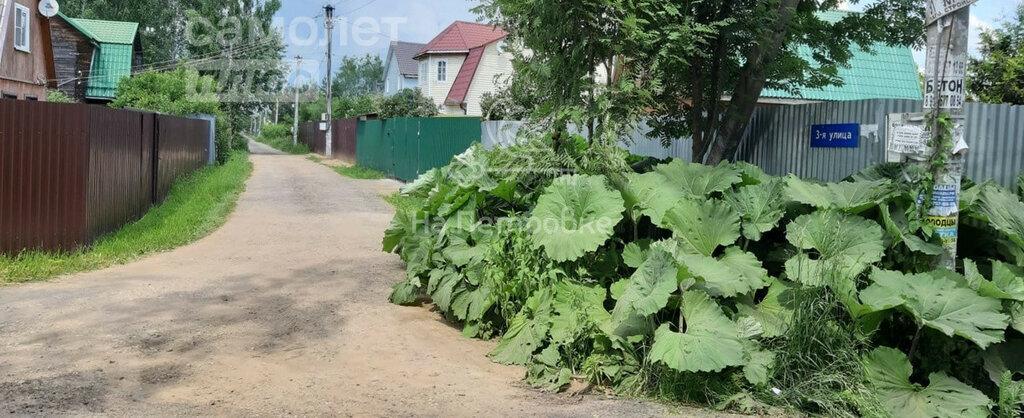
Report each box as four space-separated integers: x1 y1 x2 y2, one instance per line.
414 21 512 116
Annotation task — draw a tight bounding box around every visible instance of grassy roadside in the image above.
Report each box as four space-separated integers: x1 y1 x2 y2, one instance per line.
1 152 254 284
255 133 310 155
307 155 388 180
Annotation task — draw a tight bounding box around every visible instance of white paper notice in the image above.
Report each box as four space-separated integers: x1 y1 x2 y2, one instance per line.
888 125 928 155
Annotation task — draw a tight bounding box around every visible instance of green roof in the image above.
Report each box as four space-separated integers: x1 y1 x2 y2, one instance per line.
59 13 140 100
87 44 136 99
761 11 923 102
60 14 139 44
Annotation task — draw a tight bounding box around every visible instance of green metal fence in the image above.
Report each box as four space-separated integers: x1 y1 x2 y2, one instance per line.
356 117 481 181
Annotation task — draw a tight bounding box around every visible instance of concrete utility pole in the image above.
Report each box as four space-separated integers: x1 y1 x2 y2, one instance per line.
293 55 303 147
324 4 335 157
227 40 234 150
886 1 974 270
923 2 972 270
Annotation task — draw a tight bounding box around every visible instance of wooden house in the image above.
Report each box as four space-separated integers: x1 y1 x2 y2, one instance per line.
0 0 56 100
50 12 141 102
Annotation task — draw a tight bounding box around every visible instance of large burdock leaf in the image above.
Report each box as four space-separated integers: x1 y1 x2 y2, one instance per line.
550 282 610 345
626 161 742 225
785 176 895 213
529 175 625 262
662 199 742 256
490 289 554 365
861 268 1009 349
864 347 992 418
678 247 769 298
649 291 746 373
964 260 1024 301
976 187 1024 252
737 279 796 338
880 203 943 256
724 179 787 241
607 248 679 337
785 211 885 287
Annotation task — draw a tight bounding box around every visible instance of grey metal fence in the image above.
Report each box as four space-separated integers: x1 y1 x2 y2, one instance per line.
482 100 1024 188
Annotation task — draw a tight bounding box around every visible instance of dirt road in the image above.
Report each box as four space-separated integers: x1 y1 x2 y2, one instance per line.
0 142 683 416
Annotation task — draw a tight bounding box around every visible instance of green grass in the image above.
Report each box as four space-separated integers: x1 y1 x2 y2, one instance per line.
1 152 254 284
306 155 388 180
333 165 387 180
255 133 310 155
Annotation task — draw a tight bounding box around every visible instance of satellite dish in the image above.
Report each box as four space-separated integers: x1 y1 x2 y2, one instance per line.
39 0 60 18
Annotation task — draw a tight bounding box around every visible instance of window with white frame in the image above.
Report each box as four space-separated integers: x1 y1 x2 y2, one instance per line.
420 61 427 80
0 0 6 61
14 3 30 53
436 60 447 83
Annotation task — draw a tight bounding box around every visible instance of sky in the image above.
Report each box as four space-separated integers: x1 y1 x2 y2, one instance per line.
272 0 1021 85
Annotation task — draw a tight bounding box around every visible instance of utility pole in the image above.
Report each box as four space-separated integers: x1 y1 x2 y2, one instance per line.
324 4 335 157
227 40 234 150
888 1 974 270
293 55 303 147
923 2 972 270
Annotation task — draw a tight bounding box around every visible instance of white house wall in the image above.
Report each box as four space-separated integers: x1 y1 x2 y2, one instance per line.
384 51 401 96
464 42 514 117
417 53 466 114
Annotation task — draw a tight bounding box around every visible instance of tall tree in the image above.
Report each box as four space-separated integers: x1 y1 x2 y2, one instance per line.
331 54 385 98
969 3 1024 105
477 0 925 164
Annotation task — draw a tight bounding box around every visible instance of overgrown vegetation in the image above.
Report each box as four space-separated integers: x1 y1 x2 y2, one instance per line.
111 67 242 164
378 89 439 119
384 140 1024 417
1 152 252 283
256 123 310 154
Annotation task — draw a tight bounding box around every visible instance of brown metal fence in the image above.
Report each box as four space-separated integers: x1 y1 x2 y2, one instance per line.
0 100 211 255
156 114 210 201
298 119 358 163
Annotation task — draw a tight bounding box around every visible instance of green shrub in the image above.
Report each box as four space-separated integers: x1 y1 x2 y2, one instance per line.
378 88 438 119
111 67 236 164
262 123 291 139
46 90 76 103
383 140 1024 416
255 124 308 155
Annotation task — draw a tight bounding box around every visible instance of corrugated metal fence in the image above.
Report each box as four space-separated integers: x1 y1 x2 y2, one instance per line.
1 100 212 255
357 117 481 181
482 100 1024 187
737 100 1024 185
298 119 358 164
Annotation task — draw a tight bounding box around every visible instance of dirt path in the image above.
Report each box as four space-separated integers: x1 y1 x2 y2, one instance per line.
0 142 691 416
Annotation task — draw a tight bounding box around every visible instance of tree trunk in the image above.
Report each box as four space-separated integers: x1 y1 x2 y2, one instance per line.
704 0 800 165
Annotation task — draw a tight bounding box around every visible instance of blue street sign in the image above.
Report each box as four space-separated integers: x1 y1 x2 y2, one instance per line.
811 124 860 148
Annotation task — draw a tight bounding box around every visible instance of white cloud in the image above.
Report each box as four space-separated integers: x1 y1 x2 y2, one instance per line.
968 13 992 56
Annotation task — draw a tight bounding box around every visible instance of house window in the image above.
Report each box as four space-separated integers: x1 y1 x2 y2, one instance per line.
420 61 427 80
437 60 447 83
2 92 17 100
24 95 38 101
385 80 390 93
14 3 30 53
